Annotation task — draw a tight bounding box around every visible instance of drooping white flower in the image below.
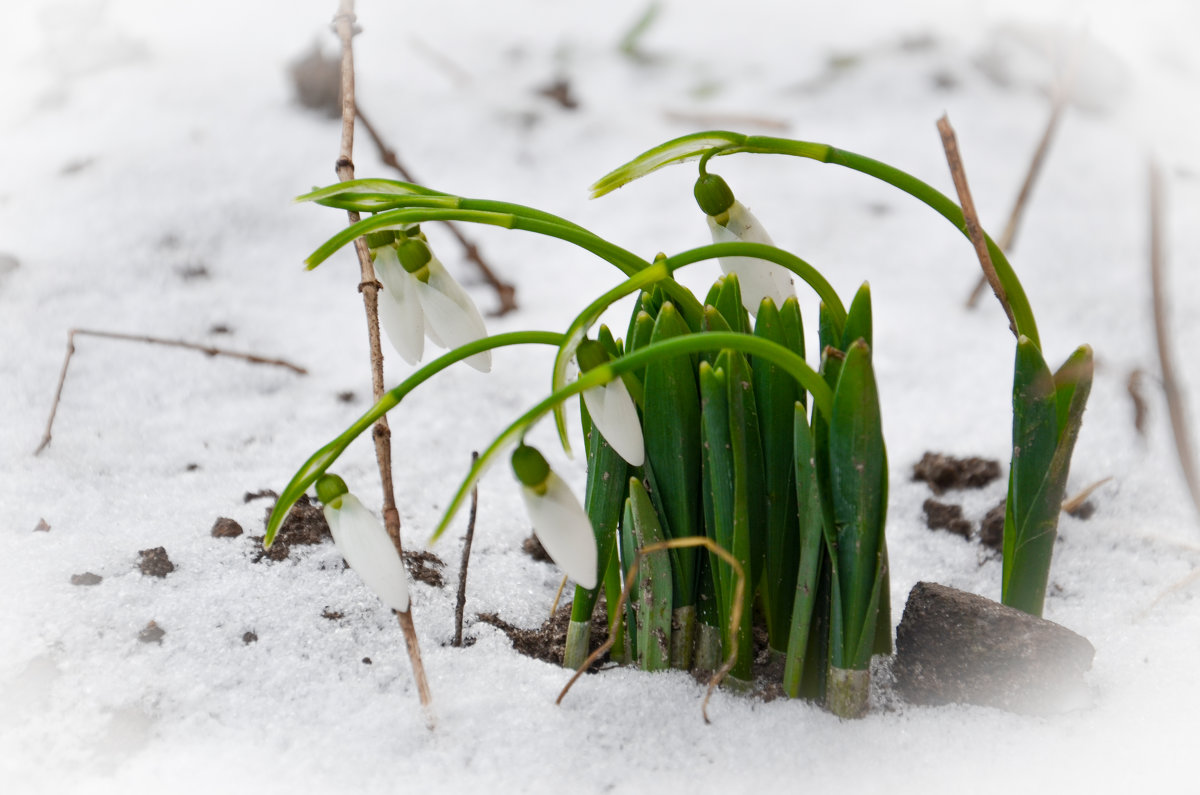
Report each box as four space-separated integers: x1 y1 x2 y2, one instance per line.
317 474 411 612
576 339 644 467
695 173 795 317
371 230 492 372
511 444 598 589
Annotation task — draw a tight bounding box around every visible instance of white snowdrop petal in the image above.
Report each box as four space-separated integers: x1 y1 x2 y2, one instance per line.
520 474 598 589
374 248 425 366
708 203 795 316
323 495 411 612
417 256 492 372
582 379 644 466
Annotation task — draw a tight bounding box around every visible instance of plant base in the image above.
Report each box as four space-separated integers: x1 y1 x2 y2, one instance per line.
670 606 696 669
563 619 592 669
826 667 870 719
693 622 722 671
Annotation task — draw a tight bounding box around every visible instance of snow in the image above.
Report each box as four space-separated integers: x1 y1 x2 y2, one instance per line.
2 0 1199 792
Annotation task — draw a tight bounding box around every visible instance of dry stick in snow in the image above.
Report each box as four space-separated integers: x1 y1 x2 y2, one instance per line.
330 0 434 726
453 451 480 648
355 104 518 316
1149 161 1200 525
34 329 306 455
937 115 1018 339
965 83 1069 308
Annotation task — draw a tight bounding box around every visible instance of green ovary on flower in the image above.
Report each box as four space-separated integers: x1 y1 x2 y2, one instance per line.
511 444 599 589
317 475 411 612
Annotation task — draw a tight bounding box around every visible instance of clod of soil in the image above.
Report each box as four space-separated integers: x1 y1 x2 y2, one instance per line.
893 582 1094 715
404 550 446 588
138 621 166 645
138 547 175 578
242 631 258 645
211 517 244 538
33 518 50 533
289 43 341 118
922 498 972 539
912 452 1001 494
253 495 332 562
70 572 103 586
522 533 552 563
979 500 1005 551
1066 500 1096 520
321 609 344 621
477 600 609 669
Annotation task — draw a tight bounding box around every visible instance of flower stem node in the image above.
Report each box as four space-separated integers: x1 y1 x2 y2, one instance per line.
511 444 599 589
370 234 491 372
576 340 645 467
315 474 410 612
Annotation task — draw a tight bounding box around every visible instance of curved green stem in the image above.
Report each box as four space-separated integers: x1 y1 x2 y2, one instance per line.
432 331 833 544
263 330 565 547
591 130 1041 348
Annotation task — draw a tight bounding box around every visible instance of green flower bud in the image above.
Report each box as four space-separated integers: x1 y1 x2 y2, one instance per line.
575 339 610 373
694 173 735 218
315 473 349 507
511 443 551 493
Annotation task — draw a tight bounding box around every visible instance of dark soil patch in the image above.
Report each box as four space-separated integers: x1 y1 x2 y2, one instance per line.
321 608 344 621
70 572 102 586
922 498 972 539
522 533 551 563
979 500 1006 552
1065 500 1096 520
138 621 165 644
477 599 610 670
252 495 331 562
211 517 244 538
242 631 258 645
404 550 446 588
912 452 1001 494
138 547 175 578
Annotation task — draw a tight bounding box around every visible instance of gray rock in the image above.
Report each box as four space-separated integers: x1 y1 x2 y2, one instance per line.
894 581 1094 715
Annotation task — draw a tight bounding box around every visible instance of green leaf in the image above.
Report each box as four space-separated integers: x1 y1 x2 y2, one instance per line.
626 478 674 671
828 340 887 669
643 302 702 606
712 274 751 335
783 404 827 697
590 131 746 198
841 282 872 349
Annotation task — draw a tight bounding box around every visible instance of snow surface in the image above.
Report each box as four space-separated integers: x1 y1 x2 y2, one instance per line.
2 0 1199 793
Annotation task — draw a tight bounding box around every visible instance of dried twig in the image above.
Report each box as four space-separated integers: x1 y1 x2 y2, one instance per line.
966 80 1070 308
1127 368 1149 436
35 328 306 455
331 0 434 726
1061 477 1112 515
937 115 1018 338
453 452 480 648
1149 161 1200 525
354 103 518 316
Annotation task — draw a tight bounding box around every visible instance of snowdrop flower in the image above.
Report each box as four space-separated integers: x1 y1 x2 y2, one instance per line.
368 228 492 372
576 339 644 467
511 443 598 589
316 474 410 612
695 173 795 317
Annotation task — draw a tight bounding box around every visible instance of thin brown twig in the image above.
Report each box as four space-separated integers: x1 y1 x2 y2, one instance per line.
34 328 306 455
1061 476 1112 515
354 103 518 316
331 0 434 726
1149 161 1200 525
454 451 480 648
557 536 745 724
937 115 1018 339
966 68 1071 308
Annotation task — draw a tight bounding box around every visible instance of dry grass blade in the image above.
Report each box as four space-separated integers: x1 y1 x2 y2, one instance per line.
556 536 745 724
35 328 306 455
1148 161 1200 526
937 115 1018 338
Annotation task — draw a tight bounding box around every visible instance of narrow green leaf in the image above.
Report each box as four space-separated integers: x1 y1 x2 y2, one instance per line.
712 274 751 335
783 404 826 697
589 131 746 198
627 478 674 671
841 282 872 349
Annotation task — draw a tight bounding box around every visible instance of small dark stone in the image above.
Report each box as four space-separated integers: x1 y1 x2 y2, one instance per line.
138 547 175 578
33 518 50 533
211 517 244 538
979 500 1006 551
70 572 103 586
922 498 972 539
522 533 552 563
336 391 356 403
362 657 372 665
138 621 166 645
185 463 200 472
536 77 579 110
913 452 1001 494
209 324 232 335
1066 500 1097 520
893 582 1094 715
